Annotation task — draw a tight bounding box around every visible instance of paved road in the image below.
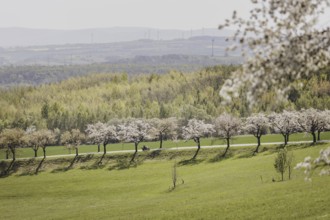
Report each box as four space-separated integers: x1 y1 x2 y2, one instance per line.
5 140 329 161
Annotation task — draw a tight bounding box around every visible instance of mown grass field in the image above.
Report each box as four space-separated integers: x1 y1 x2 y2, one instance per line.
0 143 329 219
1 131 330 159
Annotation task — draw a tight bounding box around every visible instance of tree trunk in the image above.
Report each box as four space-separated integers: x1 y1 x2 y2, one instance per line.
135 142 138 153
10 147 15 161
35 158 45 174
283 134 287 146
43 148 46 159
75 148 79 156
131 142 139 162
281 172 284 181
312 132 316 144
5 149 9 159
192 138 200 159
34 149 38 157
254 137 261 154
286 135 289 143
103 143 107 155
159 132 163 149
97 143 100 153
288 165 292 180
222 138 230 157
317 130 321 141
6 147 16 174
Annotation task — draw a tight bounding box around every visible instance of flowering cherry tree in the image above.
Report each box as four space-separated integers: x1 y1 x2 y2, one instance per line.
86 122 118 155
297 108 320 143
61 129 85 156
26 129 56 158
0 128 25 161
0 138 7 159
149 117 178 149
268 110 299 145
316 109 330 141
24 126 39 157
182 119 215 159
0 128 26 174
119 119 155 161
219 0 330 104
214 113 241 157
86 122 106 153
244 113 270 154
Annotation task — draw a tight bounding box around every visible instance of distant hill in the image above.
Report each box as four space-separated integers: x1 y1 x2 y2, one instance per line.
0 55 242 87
0 27 234 48
0 27 241 87
0 36 240 67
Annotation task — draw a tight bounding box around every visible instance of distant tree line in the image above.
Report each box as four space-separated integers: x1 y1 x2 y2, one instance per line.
0 56 240 86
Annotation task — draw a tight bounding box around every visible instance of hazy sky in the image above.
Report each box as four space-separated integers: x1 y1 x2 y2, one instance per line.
0 0 253 30
0 0 329 30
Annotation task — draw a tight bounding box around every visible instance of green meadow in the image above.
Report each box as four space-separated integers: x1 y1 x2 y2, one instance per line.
0 143 329 219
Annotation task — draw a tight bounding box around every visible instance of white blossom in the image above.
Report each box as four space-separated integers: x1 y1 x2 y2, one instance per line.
182 119 215 141
85 122 118 146
295 147 330 180
220 0 330 104
314 147 330 165
317 109 330 134
244 113 270 153
297 108 320 143
149 117 178 148
182 119 215 159
268 110 300 144
244 113 269 136
119 119 156 146
214 113 241 140
214 113 241 156
85 122 105 145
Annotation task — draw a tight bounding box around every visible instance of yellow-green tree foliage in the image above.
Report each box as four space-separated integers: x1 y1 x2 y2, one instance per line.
0 65 329 131
0 68 231 131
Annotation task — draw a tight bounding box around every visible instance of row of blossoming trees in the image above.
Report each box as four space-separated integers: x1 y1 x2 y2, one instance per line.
0 108 330 163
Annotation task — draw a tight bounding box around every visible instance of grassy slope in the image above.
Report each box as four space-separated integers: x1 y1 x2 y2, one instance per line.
0 144 329 219
2 131 330 159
